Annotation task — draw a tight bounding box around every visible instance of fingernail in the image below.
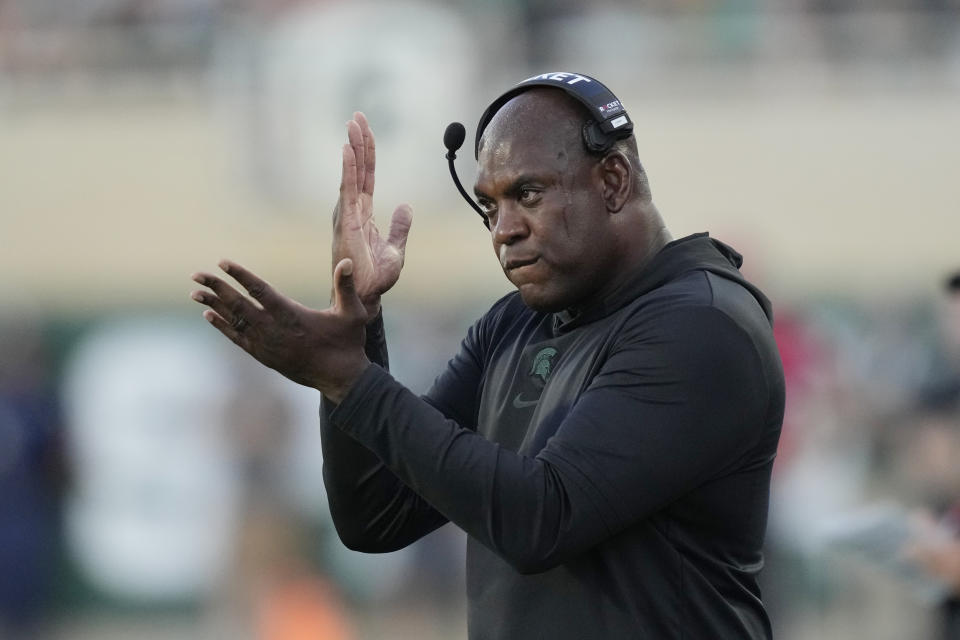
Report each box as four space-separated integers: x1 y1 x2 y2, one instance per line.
190 291 203 302
218 260 230 272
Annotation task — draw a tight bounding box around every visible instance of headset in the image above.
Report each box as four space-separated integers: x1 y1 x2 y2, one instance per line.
443 72 634 228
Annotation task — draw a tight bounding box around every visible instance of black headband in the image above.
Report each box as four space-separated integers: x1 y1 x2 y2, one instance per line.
474 71 634 159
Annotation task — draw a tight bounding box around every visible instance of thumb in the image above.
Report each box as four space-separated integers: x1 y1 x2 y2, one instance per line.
333 258 366 319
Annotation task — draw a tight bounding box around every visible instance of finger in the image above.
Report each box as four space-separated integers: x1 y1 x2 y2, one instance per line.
346 119 365 194
200 308 249 351
190 287 236 325
339 142 359 217
387 203 413 253
218 259 281 311
332 258 366 320
354 111 376 197
191 270 262 322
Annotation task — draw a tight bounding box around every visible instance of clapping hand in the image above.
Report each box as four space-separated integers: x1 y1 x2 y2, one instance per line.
189 113 413 402
334 112 413 317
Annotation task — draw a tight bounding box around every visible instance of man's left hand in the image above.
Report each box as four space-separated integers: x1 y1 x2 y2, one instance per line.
189 257 369 403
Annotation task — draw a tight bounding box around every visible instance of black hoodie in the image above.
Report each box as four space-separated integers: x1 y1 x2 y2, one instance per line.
322 233 785 639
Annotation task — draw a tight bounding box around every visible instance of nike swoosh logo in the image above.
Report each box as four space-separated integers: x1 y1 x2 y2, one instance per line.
512 393 541 409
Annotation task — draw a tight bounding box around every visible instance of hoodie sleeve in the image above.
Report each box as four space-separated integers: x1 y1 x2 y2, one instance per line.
328 302 779 573
319 311 449 552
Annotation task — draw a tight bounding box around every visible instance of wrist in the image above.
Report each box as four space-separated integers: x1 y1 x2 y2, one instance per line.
361 295 382 319
319 357 371 405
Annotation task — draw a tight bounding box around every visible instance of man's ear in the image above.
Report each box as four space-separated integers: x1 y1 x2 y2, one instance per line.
598 151 632 213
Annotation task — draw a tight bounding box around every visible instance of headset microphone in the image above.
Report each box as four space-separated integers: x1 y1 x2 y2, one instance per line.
443 122 489 229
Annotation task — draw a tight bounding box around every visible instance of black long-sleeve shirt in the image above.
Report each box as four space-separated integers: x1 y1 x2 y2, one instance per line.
321 233 785 639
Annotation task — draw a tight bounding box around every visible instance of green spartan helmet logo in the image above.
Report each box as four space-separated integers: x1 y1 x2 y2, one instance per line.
530 347 558 383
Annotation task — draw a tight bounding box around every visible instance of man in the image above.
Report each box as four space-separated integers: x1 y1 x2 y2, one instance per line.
190 74 785 638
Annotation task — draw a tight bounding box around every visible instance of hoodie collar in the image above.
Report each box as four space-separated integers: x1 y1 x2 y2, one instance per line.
554 232 771 333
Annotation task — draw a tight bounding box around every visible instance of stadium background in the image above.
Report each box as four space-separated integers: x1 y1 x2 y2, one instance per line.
1 1 959 638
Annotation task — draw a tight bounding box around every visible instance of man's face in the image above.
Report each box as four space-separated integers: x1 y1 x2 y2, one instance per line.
473 95 620 313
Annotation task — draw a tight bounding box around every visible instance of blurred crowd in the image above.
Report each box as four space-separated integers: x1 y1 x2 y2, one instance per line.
1 0 959 79
762 275 960 639
0 311 473 640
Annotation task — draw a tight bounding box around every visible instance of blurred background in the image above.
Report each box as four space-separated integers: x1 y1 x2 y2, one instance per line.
1 0 960 638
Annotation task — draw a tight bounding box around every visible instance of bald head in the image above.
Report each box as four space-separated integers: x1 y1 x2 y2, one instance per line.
478 88 585 163
477 88 649 203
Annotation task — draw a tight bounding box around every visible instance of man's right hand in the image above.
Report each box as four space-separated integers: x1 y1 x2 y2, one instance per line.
332 112 413 318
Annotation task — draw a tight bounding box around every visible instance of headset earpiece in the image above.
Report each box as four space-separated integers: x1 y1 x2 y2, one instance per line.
582 122 613 155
